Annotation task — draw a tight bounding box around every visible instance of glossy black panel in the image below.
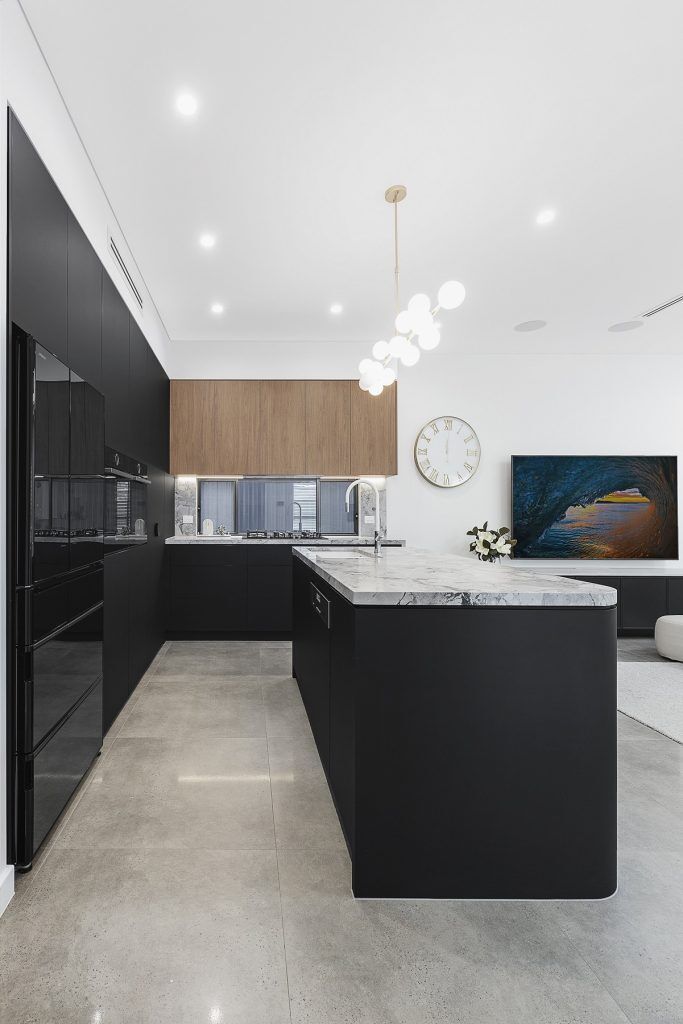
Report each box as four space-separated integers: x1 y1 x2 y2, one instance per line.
29 682 102 856
33 346 70 582
101 272 130 453
9 113 68 360
70 373 105 569
31 567 103 645
27 606 103 750
103 551 130 733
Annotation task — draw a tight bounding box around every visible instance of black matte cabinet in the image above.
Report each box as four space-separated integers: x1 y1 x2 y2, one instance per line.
621 577 667 631
103 551 130 733
292 559 331 770
129 318 149 460
101 272 131 452
67 214 102 388
247 546 293 631
9 114 68 361
667 578 683 615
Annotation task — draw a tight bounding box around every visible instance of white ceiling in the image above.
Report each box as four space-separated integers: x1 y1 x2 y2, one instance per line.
21 0 683 351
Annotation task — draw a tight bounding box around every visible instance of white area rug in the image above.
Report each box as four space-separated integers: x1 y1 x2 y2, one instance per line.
618 640 683 743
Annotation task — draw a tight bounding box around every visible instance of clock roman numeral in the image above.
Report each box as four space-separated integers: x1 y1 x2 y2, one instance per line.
463 434 474 444
443 473 450 486
419 459 431 472
466 449 478 457
443 419 453 430
417 446 428 457
430 421 440 434
464 462 473 473
429 468 439 482
420 433 431 445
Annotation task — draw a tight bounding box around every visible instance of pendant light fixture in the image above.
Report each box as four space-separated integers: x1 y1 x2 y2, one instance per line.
358 186 466 396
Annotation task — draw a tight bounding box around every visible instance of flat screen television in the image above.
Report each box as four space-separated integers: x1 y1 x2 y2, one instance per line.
511 455 678 559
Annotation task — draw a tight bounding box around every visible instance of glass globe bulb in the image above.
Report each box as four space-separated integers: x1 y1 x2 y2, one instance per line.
395 310 412 335
359 372 372 390
369 382 384 397
381 366 396 386
400 344 420 367
438 280 466 310
417 324 441 350
358 358 373 375
387 335 406 358
372 339 390 361
408 293 431 317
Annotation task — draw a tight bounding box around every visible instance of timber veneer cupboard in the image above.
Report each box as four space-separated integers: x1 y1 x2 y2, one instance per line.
170 379 398 476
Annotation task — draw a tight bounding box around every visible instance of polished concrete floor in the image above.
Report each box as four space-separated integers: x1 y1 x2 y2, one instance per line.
1 640 682 1024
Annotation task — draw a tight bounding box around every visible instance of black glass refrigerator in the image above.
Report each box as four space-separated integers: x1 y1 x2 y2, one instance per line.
10 325 104 870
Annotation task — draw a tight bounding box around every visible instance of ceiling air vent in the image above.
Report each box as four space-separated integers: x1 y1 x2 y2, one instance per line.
639 293 683 318
108 230 143 311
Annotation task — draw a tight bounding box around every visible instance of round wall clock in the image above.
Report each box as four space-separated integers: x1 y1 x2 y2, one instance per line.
414 416 481 488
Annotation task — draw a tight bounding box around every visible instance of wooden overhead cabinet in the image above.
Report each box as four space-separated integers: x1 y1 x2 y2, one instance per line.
170 380 217 475
214 380 263 474
260 380 307 475
350 382 397 476
305 380 351 475
170 378 397 476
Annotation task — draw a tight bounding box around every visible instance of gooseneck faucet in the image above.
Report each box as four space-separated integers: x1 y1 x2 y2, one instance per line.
293 500 303 532
345 478 385 556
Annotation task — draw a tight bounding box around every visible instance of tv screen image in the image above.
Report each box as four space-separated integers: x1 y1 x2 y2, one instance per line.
511 455 678 559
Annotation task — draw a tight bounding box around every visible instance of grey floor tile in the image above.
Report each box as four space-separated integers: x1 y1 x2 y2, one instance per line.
156 643 261 678
55 737 276 851
271 767 346 852
120 675 266 739
263 676 312 739
277 849 630 1024
260 646 294 676
0 849 290 1024
542 844 683 1024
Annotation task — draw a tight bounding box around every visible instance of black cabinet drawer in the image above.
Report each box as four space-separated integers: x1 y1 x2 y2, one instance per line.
667 578 683 615
621 577 667 630
170 544 247 566
247 544 293 566
170 565 248 631
248 565 293 631
27 681 102 858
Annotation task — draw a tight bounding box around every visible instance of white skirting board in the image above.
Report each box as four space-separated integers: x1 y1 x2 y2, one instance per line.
0 865 15 917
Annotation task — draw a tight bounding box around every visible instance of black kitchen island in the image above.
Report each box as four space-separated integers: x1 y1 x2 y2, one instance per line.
292 546 618 899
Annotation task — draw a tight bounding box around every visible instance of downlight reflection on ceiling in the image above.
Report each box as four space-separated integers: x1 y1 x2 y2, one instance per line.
514 320 547 332
608 320 644 332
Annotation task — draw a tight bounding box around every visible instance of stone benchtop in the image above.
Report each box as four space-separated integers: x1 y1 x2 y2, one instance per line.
293 546 618 608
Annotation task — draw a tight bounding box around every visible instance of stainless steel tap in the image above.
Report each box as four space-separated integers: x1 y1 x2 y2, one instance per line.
293 500 303 532
345 479 385 556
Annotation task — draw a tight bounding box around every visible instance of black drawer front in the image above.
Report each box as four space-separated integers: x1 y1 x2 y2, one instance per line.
27 681 102 857
667 578 683 615
247 544 293 566
621 577 667 629
31 568 103 644
25 605 103 751
169 565 248 631
170 544 247 566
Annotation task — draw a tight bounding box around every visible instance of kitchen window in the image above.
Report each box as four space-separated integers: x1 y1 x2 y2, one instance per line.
196 478 358 535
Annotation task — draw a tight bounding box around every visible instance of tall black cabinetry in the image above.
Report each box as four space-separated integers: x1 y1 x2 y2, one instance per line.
8 110 171 762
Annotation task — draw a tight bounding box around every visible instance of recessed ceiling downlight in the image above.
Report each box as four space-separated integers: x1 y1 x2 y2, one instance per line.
514 320 547 332
535 209 556 226
210 303 224 315
608 320 644 332
176 92 199 117
330 303 343 315
199 233 216 249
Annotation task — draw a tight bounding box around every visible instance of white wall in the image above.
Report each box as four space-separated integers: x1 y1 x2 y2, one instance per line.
387 350 683 571
168 340 368 379
0 0 172 912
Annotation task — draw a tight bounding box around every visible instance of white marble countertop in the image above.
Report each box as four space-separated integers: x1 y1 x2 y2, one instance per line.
166 535 405 547
293 546 618 607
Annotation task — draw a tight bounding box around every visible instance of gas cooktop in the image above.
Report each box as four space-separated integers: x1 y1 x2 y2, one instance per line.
245 531 327 540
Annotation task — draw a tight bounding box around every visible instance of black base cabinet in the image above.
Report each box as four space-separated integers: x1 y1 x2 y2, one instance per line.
293 558 617 900
567 575 678 635
103 552 130 733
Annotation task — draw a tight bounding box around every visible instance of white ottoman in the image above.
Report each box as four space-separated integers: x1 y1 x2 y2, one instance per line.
654 615 683 661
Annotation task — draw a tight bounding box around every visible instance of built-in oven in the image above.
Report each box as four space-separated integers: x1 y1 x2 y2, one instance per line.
104 447 150 553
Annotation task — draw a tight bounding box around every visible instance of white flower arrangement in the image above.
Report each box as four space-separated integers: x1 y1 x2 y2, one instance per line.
467 522 517 563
